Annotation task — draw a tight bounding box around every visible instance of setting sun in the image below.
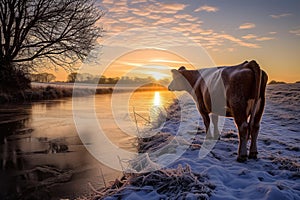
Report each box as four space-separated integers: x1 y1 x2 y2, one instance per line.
100 49 196 80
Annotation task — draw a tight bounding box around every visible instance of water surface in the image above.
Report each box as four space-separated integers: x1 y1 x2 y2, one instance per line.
0 90 175 199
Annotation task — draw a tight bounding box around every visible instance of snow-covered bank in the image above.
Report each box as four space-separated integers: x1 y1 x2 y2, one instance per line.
93 83 300 200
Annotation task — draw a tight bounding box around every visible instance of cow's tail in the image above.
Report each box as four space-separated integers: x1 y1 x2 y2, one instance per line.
245 60 262 130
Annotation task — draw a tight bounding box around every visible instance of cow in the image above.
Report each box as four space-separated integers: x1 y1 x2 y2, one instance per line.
168 60 268 162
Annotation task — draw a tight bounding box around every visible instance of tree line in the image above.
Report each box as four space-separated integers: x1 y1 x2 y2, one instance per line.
67 72 170 85
28 72 170 85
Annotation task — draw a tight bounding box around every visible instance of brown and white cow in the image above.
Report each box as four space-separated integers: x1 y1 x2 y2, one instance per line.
168 60 268 162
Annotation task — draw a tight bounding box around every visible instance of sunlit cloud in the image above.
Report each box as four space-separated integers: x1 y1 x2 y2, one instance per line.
241 33 275 43
289 29 300 36
174 14 198 22
101 0 114 5
200 29 214 35
270 13 292 19
150 3 187 14
239 23 256 30
109 6 129 13
146 15 161 20
149 59 189 65
141 65 169 70
194 5 219 12
160 3 187 11
119 16 145 25
153 17 176 26
256 37 275 41
131 8 151 17
216 34 260 48
242 34 257 40
130 0 147 4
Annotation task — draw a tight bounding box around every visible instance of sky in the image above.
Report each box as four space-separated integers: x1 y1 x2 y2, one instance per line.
55 0 300 82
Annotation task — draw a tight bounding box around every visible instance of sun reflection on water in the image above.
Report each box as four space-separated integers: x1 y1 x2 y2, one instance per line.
153 91 161 106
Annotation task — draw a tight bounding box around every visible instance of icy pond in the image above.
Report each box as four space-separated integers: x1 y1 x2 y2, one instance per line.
0 90 176 199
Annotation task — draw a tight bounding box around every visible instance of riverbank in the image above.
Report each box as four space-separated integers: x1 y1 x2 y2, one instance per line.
0 82 167 103
85 98 215 200
0 85 112 104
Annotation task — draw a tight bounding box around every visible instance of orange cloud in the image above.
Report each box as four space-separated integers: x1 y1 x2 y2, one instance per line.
194 5 219 12
242 34 257 39
216 34 260 48
256 37 275 41
239 23 256 30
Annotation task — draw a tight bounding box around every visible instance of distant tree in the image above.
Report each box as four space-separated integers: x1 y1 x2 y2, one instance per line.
67 72 78 83
106 77 120 84
30 73 56 82
81 73 95 83
0 0 103 91
268 80 286 85
158 78 171 85
98 75 107 84
44 73 56 82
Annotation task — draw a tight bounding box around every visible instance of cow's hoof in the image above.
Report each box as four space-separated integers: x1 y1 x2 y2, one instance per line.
248 152 258 159
237 156 247 163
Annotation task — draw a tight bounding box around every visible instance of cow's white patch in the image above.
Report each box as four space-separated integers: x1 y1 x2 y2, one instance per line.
199 67 226 115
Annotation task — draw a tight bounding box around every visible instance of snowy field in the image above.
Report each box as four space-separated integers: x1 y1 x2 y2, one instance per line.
101 83 300 200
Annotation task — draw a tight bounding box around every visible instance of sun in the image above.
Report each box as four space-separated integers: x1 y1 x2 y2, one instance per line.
148 71 169 80
101 49 194 79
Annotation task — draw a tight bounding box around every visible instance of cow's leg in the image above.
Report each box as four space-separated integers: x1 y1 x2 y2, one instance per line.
200 112 211 135
234 117 249 162
212 114 220 140
249 97 264 159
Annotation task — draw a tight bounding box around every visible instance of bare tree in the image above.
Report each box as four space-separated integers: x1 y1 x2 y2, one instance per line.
0 0 103 91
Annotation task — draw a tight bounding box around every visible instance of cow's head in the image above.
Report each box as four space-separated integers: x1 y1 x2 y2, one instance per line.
168 66 190 91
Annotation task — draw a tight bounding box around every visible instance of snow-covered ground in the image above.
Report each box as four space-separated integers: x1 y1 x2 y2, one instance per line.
102 83 300 200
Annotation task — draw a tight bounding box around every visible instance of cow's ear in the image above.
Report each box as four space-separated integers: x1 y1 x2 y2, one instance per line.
178 66 186 71
171 69 178 74
171 69 181 77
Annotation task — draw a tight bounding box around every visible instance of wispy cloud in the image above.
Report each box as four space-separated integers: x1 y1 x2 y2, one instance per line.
160 3 187 11
256 37 275 41
174 14 199 22
153 17 176 26
216 34 260 48
242 34 257 40
149 3 187 14
239 23 256 30
242 34 275 41
194 5 219 12
101 0 114 5
289 29 300 36
130 0 147 4
270 13 292 19
131 9 151 17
